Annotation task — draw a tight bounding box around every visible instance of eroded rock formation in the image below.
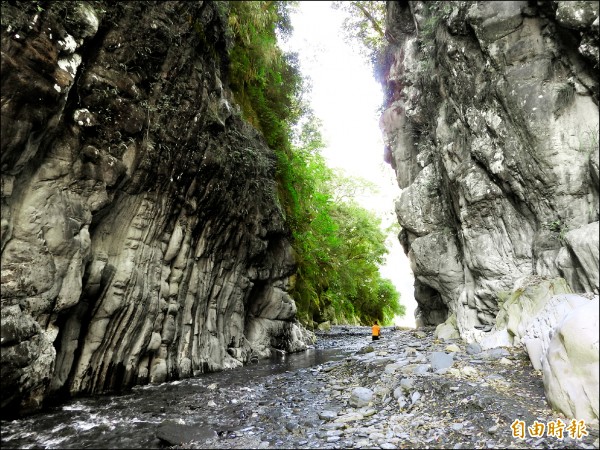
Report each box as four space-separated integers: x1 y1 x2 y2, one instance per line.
1 1 309 418
380 0 598 332
380 0 599 423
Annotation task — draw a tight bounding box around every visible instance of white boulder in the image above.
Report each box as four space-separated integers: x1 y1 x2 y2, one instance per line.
542 298 599 424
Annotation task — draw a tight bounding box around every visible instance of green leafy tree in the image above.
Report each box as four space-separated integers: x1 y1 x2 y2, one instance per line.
332 1 386 78
287 117 404 326
227 1 304 148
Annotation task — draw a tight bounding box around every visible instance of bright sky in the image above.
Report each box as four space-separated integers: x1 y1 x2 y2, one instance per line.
283 1 417 327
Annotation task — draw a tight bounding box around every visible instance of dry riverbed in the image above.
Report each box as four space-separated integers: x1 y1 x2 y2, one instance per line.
172 326 599 449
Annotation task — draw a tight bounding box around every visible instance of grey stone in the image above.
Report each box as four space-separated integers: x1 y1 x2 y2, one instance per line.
435 314 461 340
400 378 415 392
318 410 338 421
481 348 510 360
334 412 364 423
326 429 344 437
285 421 299 432
349 387 374 408
466 343 483 355
556 1 599 29
358 345 375 354
393 387 403 399
445 344 461 353
411 391 421 405
429 352 454 371
384 363 404 374
413 364 431 374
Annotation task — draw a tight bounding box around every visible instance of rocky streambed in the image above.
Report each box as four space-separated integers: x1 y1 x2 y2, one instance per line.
184 326 599 450
2 326 599 450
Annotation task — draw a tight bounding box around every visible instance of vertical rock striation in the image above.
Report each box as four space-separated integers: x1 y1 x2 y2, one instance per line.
380 1 599 334
1 1 308 418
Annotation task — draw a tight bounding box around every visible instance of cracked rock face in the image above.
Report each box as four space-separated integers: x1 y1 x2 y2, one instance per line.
381 1 599 423
1 1 307 418
380 1 599 331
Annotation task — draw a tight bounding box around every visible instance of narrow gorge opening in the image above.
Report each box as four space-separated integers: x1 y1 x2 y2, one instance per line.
277 1 417 329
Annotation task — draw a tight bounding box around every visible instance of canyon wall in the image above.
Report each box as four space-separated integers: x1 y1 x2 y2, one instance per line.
1 1 308 418
380 0 599 334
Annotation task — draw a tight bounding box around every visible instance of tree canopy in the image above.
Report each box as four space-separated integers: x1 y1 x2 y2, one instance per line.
332 1 387 79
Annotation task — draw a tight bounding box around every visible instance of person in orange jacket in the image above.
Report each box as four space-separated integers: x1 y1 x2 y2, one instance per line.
372 322 381 341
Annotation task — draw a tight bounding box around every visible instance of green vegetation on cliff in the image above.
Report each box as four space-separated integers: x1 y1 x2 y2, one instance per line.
225 1 404 326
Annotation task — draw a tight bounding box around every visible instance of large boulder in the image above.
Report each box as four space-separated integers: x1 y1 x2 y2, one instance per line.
434 313 460 340
542 298 599 424
472 277 572 349
494 278 572 346
522 294 591 370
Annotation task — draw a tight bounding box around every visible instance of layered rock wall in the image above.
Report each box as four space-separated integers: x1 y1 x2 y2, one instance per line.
380 0 599 334
1 1 307 418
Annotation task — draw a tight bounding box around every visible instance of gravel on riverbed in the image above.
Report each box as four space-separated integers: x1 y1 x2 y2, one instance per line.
172 326 599 449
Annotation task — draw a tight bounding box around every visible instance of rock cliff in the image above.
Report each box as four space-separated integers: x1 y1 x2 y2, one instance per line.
380 0 598 330
380 1 599 423
1 1 308 418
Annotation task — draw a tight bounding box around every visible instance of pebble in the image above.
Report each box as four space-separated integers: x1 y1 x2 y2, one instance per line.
360 408 377 417
319 410 338 420
466 343 482 355
445 344 461 353
334 412 364 423
461 366 478 376
326 429 343 437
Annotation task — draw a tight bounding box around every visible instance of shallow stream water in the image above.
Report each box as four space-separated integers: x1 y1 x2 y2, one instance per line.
1 346 355 449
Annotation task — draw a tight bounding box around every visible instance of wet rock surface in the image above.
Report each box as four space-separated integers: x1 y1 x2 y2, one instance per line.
177 327 599 449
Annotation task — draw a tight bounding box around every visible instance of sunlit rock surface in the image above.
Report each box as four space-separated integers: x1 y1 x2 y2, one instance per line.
380 0 599 330
543 298 599 425
381 1 599 423
522 293 590 370
1 1 309 418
